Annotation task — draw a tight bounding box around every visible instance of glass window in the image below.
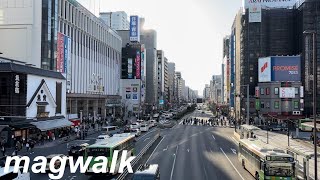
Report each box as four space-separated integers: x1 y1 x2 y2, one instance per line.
295 87 299 95
294 101 299 109
274 88 279 95
274 101 279 109
260 88 264 95
261 102 265 108
266 88 270 95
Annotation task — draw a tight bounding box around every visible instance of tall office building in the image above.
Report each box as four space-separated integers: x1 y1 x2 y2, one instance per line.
100 11 130 30
0 0 122 118
156 50 169 109
140 29 158 110
168 62 176 105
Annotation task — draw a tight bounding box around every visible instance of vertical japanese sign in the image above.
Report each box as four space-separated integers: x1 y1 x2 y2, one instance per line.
57 32 65 73
135 51 141 79
66 36 72 91
14 74 20 94
141 44 145 80
129 15 140 42
128 58 133 79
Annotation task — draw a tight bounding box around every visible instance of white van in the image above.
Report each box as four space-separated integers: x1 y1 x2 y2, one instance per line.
101 126 120 135
130 123 140 130
0 166 30 180
140 123 149 132
149 120 157 127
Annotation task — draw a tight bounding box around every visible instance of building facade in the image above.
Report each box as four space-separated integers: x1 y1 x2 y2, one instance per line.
168 62 176 106
0 0 123 120
100 11 130 30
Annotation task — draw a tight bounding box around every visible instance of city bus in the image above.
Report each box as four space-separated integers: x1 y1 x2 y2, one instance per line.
101 126 120 135
84 133 136 176
298 118 320 131
239 138 296 180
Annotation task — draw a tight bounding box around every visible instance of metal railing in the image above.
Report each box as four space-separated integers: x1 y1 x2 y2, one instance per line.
116 130 161 180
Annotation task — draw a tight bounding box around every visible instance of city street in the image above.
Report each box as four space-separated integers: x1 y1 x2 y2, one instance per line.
147 111 254 180
15 127 160 180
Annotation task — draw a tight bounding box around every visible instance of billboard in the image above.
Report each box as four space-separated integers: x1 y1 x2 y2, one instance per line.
258 56 301 82
135 51 141 79
258 57 271 82
243 0 297 9
141 44 146 80
249 5 261 23
129 16 140 42
279 87 295 98
57 32 65 73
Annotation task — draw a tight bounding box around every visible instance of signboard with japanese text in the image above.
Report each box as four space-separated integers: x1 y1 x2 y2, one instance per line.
130 16 140 42
279 87 295 98
57 32 64 73
249 5 261 23
135 51 141 79
243 0 297 9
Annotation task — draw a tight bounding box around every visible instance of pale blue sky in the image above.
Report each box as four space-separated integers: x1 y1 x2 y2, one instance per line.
78 0 242 93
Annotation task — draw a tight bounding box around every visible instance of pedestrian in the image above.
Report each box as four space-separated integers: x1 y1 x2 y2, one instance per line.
1 145 5 156
30 142 34 153
26 142 30 152
16 141 22 151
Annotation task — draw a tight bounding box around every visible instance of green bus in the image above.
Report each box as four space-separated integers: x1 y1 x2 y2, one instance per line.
298 118 320 132
239 138 296 180
84 133 136 176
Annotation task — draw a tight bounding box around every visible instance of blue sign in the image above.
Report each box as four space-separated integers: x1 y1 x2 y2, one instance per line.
129 16 140 42
271 56 301 82
64 35 69 73
159 100 164 105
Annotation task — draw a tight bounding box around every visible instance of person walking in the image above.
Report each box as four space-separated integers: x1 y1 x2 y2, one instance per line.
1 145 5 156
25 142 30 152
30 141 34 154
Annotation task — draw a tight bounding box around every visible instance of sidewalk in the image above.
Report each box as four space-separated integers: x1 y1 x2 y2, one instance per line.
253 129 320 180
0 128 101 158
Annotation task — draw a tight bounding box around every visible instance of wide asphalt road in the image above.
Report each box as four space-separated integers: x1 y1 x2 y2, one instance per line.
24 127 160 180
146 111 254 180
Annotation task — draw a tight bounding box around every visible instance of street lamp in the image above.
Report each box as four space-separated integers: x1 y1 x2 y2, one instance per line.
303 30 317 180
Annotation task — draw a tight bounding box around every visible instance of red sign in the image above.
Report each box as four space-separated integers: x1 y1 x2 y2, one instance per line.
57 32 65 72
135 51 141 79
261 62 268 73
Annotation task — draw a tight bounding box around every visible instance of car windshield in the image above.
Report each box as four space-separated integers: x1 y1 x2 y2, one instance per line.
133 174 155 180
265 164 294 177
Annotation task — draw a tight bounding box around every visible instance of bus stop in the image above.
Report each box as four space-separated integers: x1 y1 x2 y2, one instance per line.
239 125 261 139
287 145 317 180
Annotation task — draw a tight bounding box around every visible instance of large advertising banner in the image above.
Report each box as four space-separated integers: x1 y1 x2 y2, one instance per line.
128 58 133 79
271 56 301 82
243 0 297 9
129 15 140 42
135 51 141 79
141 44 146 80
249 5 261 23
57 32 65 73
258 57 271 82
258 56 301 82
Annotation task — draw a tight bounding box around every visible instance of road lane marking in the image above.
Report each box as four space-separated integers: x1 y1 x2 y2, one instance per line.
143 137 150 142
146 135 166 163
136 128 157 141
187 148 189 152
230 136 238 145
231 148 237 155
220 147 245 180
170 146 179 180
212 135 216 140
163 145 168 151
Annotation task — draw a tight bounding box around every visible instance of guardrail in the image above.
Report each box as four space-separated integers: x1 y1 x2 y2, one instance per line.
116 130 161 180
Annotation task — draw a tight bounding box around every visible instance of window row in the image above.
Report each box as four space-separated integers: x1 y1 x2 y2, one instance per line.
58 0 121 50
260 87 300 96
260 101 299 109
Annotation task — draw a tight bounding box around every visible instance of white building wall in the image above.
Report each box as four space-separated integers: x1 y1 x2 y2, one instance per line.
0 0 42 67
26 74 66 118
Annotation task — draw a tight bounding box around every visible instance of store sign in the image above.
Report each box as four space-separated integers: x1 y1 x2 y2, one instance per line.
300 86 304 98
249 5 261 23
243 0 297 9
14 75 20 94
279 87 295 98
135 51 141 79
255 86 259 97
128 58 133 79
129 16 140 42
57 33 65 73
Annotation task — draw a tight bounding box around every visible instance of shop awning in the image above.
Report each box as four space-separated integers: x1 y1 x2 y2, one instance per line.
30 118 73 131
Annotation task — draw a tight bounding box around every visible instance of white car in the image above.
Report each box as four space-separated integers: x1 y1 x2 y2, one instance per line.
149 120 157 127
130 123 140 130
95 135 110 143
45 154 68 171
140 123 149 132
131 128 141 137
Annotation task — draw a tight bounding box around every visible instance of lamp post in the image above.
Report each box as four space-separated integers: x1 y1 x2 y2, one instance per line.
303 30 317 180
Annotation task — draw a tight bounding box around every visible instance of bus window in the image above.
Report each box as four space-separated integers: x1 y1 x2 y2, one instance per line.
87 148 110 157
